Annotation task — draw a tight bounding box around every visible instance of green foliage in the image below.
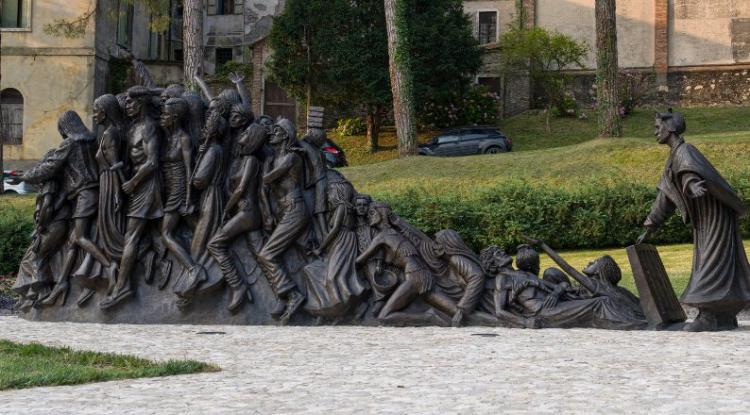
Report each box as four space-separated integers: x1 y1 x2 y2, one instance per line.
0 340 219 390
0 197 34 275
335 118 367 136
108 58 131 95
500 26 589 115
268 0 483 125
373 180 750 253
212 60 254 83
421 85 501 128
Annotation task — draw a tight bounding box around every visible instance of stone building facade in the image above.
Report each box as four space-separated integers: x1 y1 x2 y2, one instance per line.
5 0 750 163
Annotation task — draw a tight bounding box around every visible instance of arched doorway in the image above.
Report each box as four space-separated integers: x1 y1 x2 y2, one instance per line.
1 89 24 145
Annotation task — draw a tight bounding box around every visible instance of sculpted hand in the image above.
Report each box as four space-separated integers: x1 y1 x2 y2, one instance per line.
688 180 707 198
228 72 244 84
542 292 560 309
451 309 465 328
122 180 136 195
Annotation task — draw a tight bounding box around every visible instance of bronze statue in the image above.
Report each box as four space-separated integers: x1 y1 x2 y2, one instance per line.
22 111 111 306
73 94 129 306
355 202 459 325
638 110 750 331
101 87 164 309
159 97 206 299
207 123 267 313
256 119 307 325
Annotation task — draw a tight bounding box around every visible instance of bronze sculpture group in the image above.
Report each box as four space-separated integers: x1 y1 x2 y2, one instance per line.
11 67 750 332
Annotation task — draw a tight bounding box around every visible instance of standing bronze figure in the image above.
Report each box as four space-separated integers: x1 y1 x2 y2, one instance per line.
207 123 267 313
639 110 750 331
101 87 164 309
159 97 207 297
257 119 307 325
22 111 110 306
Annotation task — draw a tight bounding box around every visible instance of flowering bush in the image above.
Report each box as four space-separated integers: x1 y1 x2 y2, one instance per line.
419 86 501 129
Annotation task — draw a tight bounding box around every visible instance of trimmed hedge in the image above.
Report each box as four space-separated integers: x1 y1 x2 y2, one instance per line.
1 178 748 273
373 179 750 253
0 200 34 275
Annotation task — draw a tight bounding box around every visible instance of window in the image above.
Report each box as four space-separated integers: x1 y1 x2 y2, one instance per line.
148 0 184 61
477 76 501 95
117 0 135 48
478 11 498 45
1 0 29 29
1 89 24 145
437 135 459 145
208 0 244 15
216 48 234 71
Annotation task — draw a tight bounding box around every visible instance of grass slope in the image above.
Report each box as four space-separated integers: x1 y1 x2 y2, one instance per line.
0 340 219 390
333 106 750 166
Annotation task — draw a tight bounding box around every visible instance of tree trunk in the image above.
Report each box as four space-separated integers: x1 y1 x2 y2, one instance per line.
595 0 622 137
183 0 204 91
384 0 417 157
366 111 380 152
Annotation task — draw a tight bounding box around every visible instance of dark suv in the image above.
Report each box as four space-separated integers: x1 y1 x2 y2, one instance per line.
418 127 512 157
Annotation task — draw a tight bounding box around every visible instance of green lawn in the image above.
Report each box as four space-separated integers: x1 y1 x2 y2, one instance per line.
341 130 750 196
0 340 219 390
333 106 750 167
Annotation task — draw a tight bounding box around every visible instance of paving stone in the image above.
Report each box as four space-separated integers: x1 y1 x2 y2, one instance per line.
1 316 750 414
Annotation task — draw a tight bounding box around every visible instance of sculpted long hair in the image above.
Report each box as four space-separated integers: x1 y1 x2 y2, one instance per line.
94 94 127 132
435 229 482 268
57 111 95 142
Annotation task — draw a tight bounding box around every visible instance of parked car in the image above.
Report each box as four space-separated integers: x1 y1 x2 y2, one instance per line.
3 170 34 194
320 138 348 168
418 127 512 157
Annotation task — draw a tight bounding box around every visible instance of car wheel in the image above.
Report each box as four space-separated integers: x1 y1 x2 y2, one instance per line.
484 146 503 154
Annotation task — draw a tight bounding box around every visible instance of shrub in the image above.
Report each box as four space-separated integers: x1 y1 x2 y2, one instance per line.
372 180 749 253
419 85 501 129
335 117 367 136
0 198 34 275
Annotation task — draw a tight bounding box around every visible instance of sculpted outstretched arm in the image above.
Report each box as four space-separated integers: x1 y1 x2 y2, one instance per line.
194 75 214 102
22 141 71 184
263 154 297 184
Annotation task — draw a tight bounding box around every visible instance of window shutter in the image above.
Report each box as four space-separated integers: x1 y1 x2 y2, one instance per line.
207 0 217 16
234 0 244 15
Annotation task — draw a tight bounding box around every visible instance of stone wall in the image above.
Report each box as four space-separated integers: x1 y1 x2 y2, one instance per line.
551 67 750 109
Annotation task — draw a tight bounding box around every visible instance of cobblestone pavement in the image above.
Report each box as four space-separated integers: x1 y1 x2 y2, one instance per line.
1 316 750 414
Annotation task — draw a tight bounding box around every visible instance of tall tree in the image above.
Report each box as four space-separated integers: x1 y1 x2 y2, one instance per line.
384 0 417 157
183 0 204 91
595 0 622 137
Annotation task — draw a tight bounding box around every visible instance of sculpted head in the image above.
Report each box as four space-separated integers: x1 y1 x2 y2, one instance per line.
354 194 373 217
583 255 622 286
160 84 185 106
93 94 124 128
237 123 267 155
257 115 275 135
654 109 686 145
161 98 189 129
368 202 393 228
204 112 227 143
230 103 254 129
271 118 296 145
57 111 93 141
480 245 513 275
125 86 151 118
515 244 540 276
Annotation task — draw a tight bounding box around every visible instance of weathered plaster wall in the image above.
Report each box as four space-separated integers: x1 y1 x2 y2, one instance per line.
1 55 96 161
1 0 98 161
536 0 655 69
669 0 750 66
